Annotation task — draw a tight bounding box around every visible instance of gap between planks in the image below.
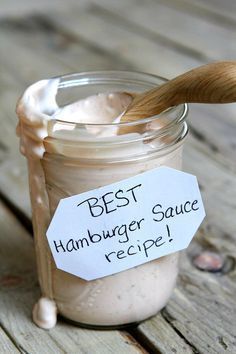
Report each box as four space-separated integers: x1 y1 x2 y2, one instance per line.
153 0 236 29
0 326 21 353
89 0 236 60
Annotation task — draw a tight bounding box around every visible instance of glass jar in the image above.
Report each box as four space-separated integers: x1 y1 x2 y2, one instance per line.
16 71 188 329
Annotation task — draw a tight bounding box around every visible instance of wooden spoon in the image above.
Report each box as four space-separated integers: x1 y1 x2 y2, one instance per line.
120 61 236 127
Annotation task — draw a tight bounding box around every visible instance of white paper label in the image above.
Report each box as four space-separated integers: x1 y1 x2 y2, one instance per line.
46 167 205 280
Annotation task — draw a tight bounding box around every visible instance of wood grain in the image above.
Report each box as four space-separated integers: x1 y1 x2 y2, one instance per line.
0 2 236 353
0 327 19 353
48 4 202 77
131 313 194 354
134 135 236 353
91 0 236 59
189 0 236 22
49 5 236 169
121 61 236 121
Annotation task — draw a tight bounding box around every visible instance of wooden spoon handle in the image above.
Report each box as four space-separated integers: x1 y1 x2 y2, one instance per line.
121 61 236 121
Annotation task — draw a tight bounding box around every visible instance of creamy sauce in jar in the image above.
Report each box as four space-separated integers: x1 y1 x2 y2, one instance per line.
16 74 187 329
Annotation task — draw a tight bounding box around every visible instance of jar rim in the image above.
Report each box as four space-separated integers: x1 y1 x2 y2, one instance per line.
52 70 188 127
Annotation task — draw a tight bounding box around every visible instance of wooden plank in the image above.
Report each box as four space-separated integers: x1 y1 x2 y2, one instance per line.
161 251 236 354
184 135 236 254
0 327 19 353
90 0 236 60
0 153 31 218
189 0 236 22
0 9 236 353
135 134 236 353
138 217 236 354
1 0 235 25
0 17 131 86
188 104 236 173
47 4 203 78
49 6 236 170
0 200 147 354
132 314 194 354
0 0 86 18
148 0 236 28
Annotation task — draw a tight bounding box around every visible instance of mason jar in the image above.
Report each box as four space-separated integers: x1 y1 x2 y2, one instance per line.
16 71 188 329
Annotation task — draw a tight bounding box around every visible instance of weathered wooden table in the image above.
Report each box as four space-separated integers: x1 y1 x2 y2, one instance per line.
0 0 236 353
